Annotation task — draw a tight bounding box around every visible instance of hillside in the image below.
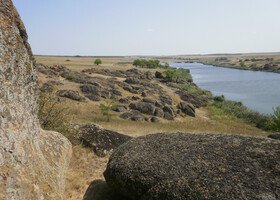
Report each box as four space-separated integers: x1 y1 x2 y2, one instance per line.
35 56 269 199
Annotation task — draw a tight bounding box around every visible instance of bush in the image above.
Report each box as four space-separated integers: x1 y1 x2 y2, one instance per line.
38 84 75 140
163 69 178 82
94 59 102 65
99 100 116 122
179 84 213 99
176 68 192 82
269 106 280 132
144 71 152 75
211 100 270 130
66 75 76 81
133 59 160 68
214 95 225 102
65 59 71 62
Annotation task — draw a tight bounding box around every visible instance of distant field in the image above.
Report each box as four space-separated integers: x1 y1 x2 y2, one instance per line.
155 52 280 73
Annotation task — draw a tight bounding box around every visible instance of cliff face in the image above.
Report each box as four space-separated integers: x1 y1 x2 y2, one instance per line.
0 0 72 199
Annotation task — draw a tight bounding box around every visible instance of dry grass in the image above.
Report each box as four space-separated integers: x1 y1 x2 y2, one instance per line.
66 145 109 200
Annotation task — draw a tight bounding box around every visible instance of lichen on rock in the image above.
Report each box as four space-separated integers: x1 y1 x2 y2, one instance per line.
0 0 72 199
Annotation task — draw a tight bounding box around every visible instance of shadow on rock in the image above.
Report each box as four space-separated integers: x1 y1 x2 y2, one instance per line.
83 180 129 200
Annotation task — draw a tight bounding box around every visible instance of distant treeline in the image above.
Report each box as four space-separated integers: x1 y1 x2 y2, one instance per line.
133 59 169 69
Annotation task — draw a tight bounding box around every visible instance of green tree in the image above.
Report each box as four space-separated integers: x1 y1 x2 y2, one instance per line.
133 59 141 67
240 61 245 67
99 100 116 122
94 59 102 65
163 69 178 82
269 106 280 131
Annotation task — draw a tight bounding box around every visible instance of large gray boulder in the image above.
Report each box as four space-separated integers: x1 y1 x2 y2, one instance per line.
104 133 280 200
0 1 72 199
77 124 131 157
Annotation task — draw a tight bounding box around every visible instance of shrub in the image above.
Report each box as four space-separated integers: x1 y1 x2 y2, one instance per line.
214 95 225 102
66 75 76 81
66 59 71 62
38 84 75 140
211 100 270 130
144 71 152 75
176 68 192 82
269 106 280 132
133 59 160 68
94 59 102 65
99 100 116 122
163 69 178 82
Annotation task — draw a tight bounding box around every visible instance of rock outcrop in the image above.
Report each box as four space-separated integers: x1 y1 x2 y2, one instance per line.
104 133 280 200
268 133 280 140
0 1 72 199
76 123 131 157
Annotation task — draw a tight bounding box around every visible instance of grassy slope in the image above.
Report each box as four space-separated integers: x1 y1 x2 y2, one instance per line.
36 56 269 200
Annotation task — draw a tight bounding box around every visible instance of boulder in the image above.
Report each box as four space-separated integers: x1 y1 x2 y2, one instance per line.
163 106 175 120
151 117 160 123
57 90 86 102
104 133 280 200
177 90 208 108
83 180 129 200
141 91 147 97
129 102 156 116
142 98 157 105
177 102 195 117
86 94 101 101
131 96 140 101
76 124 131 157
123 86 138 94
154 108 164 118
112 105 128 112
37 63 58 77
125 77 140 84
119 98 130 104
159 95 173 105
120 111 145 122
81 84 101 95
0 1 72 199
268 133 280 140
111 89 123 96
155 71 163 78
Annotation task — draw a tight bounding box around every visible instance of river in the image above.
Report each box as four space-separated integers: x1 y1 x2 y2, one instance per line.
170 62 280 114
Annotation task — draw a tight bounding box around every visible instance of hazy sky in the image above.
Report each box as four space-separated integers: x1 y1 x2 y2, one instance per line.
13 0 280 56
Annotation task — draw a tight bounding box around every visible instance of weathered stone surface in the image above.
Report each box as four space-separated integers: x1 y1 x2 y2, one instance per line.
57 90 86 102
112 105 128 112
37 63 58 77
83 180 129 200
150 117 160 123
163 106 175 120
177 90 208 108
76 124 131 157
129 102 156 116
177 102 195 117
155 71 163 79
104 133 280 200
268 133 280 140
0 1 72 199
120 111 144 121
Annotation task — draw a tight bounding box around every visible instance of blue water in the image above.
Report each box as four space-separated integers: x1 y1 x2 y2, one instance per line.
170 62 280 114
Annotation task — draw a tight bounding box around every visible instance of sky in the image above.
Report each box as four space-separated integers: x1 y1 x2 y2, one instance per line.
13 0 280 56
